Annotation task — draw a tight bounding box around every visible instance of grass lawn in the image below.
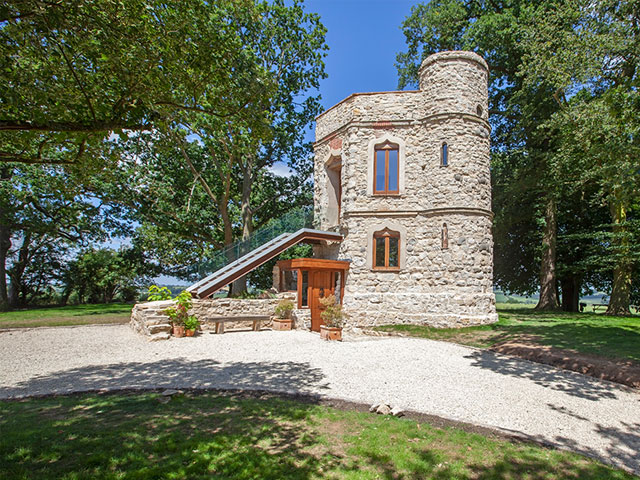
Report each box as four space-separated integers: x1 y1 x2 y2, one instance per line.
375 305 640 363
0 303 132 329
0 392 633 480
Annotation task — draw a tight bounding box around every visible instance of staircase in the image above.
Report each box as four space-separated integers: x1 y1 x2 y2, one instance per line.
187 207 342 298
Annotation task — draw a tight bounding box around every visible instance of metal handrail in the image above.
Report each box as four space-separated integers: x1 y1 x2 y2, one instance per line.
195 205 314 278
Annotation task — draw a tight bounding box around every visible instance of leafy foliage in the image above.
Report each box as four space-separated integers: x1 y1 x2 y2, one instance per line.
183 315 200 331
62 247 148 304
146 285 172 302
163 290 194 327
319 294 347 328
397 0 640 311
273 298 294 319
0 0 273 167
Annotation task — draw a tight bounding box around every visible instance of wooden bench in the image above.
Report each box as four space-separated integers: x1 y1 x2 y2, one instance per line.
582 303 638 313
207 316 269 334
591 303 609 312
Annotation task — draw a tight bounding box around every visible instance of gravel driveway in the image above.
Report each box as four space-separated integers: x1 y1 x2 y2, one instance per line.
1 325 639 474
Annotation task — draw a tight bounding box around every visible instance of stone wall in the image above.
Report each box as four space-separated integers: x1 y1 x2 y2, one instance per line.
130 293 300 340
313 50 497 328
130 300 174 341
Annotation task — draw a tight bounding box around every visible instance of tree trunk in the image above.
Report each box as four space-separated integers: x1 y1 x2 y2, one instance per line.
560 275 580 312
220 191 235 297
231 160 254 297
8 232 31 308
535 196 560 310
0 224 11 311
0 166 13 311
607 199 632 315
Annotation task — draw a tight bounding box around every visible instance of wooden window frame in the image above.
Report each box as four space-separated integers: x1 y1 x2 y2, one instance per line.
372 229 401 271
441 142 449 167
297 269 310 309
373 142 400 195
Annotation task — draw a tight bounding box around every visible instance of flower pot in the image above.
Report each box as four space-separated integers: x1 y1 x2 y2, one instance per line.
172 325 185 338
272 318 293 331
320 325 342 341
185 329 196 337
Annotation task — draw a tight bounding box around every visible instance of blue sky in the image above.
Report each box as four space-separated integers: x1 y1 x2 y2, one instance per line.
269 0 417 177
307 0 416 111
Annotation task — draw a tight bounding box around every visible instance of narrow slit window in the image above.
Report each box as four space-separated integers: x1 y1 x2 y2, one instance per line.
373 229 400 270
374 142 400 194
441 143 448 167
442 223 449 249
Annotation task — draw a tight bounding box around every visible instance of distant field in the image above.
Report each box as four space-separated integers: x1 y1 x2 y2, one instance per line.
0 303 132 329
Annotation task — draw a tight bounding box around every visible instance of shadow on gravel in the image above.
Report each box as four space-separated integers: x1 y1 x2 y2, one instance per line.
464 350 622 401
0 359 329 398
513 421 640 476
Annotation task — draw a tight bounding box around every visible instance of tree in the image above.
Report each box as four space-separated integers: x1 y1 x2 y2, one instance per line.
397 0 567 310
174 0 327 295
96 0 327 291
0 0 275 167
62 247 150 303
0 163 121 309
521 0 640 314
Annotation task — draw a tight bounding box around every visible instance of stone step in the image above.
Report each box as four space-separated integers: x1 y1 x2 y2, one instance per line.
149 332 170 342
148 324 172 334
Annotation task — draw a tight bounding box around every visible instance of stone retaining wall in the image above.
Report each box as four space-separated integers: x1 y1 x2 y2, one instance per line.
130 293 301 340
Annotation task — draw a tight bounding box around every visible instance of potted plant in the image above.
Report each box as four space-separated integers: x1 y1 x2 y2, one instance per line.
164 291 194 338
319 294 347 341
272 298 294 331
184 315 200 337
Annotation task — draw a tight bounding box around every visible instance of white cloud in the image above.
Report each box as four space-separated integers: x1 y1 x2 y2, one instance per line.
268 161 293 177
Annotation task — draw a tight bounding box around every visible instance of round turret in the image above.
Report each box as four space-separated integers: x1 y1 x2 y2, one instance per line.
418 51 488 119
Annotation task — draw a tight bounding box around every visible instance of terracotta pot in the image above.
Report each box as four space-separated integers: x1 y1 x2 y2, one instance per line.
272 318 293 331
172 325 185 338
185 329 195 337
320 325 342 341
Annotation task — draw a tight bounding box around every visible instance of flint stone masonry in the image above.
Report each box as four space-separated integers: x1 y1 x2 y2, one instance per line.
314 50 497 328
130 293 300 339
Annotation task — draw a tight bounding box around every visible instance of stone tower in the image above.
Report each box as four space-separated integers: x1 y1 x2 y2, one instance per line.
313 51 497 327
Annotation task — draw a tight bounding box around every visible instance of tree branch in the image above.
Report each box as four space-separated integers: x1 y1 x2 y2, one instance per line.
0 151 74 165
0 120 151 132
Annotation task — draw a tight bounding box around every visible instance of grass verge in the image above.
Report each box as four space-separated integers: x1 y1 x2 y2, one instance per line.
0 303 132 328
0 392 634 480
375 307 640 363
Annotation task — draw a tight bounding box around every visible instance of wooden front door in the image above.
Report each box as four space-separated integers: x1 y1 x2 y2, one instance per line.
310 270 335 332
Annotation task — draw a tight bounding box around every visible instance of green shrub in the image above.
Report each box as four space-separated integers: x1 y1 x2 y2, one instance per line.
147 285 172 301
184 315 200 331
163 290 194 326
274 298 294 319
320 295 347 328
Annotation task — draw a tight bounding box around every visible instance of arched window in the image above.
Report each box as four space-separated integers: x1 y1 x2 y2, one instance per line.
441 143 448 167
442 223 449 249
373 228 400 270
374 141 399 194
476 105 483 117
